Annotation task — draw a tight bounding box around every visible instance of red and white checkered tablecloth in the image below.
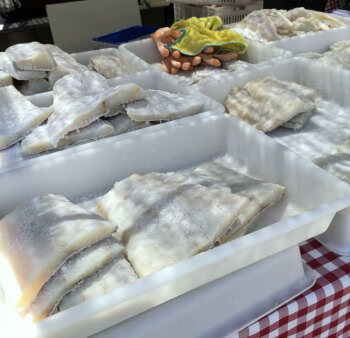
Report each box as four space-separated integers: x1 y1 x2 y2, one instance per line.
325 0 342 12
235 239 350 338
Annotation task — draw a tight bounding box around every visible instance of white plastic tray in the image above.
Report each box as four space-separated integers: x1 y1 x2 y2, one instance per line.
0 113 349 338
197 57 350 256
262 12 350 54
267 24 350 55
0 70 224 170
120 38 292 87
223 12 350 53
94 246 315 338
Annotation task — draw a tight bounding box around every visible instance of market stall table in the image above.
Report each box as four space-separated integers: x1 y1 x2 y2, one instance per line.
233 239 350 338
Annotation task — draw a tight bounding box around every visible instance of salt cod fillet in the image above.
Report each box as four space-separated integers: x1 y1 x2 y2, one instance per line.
107 114 148 135
0 194 118 312
143 160 284 244
232 8 343 42
314 153 350 184
0 52 46 80
5 41 55 71
46 44 88 87
311 12 344 29
287 7 311 21
21 120 115 155
88 53 132 79
298 41 350 72
48 71 146 146
240 10 282 41
103 105 127 118
264 9 294 35
97 174 248 277
25 236 124 321
53 70 110 100
59 254 137 311
225 76 316 132
126 89 202 122
278 80 317 130
0 85 52 150
292 17 329 33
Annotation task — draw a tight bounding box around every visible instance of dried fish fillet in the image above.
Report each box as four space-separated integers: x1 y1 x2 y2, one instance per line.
137 170 259 245
278 80 317 130
314 153 350 184
46 44 88 87
21 120 114 155
25 236 123 321
298 40 350 72
292 17 329 33
103 105 126 118
53 71 110 100
192 161 284 243
56 120 114 147
0 85 52 150
107 114 148 135
0 52 46 80
241 10 282 41
48 71 146 146
287 7 311 21
59 254 137 311
143 161 284 244
232 8 344 42
88 54 131 79
278 79 317 101
126 89 202 122
226 86 264 127
0 71 12 87
48 85 144 146
0 194 117 312
312 12 344 29
225 77 316 132
6 42 55 71
265 9 293 35
97 174 248 277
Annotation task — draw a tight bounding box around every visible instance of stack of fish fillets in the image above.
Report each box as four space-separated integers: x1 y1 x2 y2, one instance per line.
196 56 350 255
0 42 88 94
0 157 284 321
0 41 148 96
297 39 350 72
0 193 137 322
0 68 222 170
228 8 347 43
